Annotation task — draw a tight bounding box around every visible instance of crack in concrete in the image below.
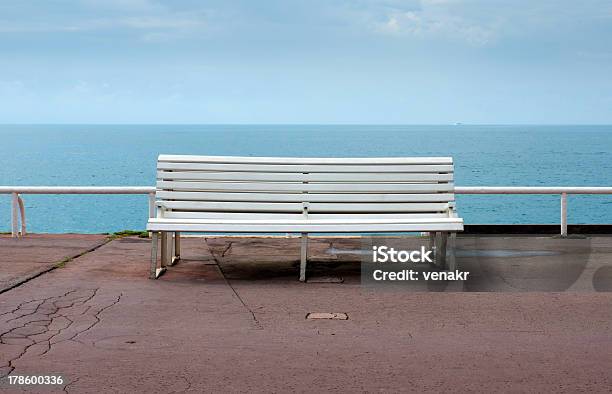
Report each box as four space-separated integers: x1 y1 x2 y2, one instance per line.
204 238 263 331
0 237 113 295
220 241 233 257
63 376 80 393
4 290 79 323
0 289 122 378
69 293 123 342
0 298 46 318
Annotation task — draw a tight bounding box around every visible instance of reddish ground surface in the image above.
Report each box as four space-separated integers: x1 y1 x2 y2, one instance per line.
1 234 612 392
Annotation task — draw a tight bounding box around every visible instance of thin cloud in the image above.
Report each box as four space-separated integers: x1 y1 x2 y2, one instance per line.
375 10 496 46
0 1 208 36
362 1 500 46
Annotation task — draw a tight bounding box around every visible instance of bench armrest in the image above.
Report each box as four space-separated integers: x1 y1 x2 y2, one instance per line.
155 202 166 218
447 203 459 218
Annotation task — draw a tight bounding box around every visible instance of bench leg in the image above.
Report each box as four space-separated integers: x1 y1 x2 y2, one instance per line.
161 231 174 267
447 232 457 271
172 232 181 265
149 232 166 279
164 231 179 266
434 232 448 269
428 232 436 265
160 232 168 268
441 232 449 269
300 233 308 282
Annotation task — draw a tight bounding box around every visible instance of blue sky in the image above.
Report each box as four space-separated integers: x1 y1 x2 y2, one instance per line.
1 0 612 124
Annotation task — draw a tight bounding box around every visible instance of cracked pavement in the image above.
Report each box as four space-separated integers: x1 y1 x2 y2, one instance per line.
0 234 612 392
1 288 122 378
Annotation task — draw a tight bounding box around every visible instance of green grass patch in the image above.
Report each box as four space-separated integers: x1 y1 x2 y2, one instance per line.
110 230 149 239
55 257 70 268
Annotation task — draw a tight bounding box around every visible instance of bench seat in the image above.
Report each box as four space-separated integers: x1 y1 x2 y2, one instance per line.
147 217 463 233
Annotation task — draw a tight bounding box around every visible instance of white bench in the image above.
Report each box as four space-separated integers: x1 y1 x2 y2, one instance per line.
147 155 463 280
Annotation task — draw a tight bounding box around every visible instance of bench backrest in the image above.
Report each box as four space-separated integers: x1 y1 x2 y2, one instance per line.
156 155 455 220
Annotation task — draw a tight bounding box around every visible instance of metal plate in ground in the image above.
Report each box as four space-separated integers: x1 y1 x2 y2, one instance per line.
307 276 344 283
306 312 348 320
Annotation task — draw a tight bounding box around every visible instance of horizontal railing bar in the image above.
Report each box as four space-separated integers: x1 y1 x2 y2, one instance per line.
4 185 611 238
455 187 612 194
1 186 612 195
0 186 155 194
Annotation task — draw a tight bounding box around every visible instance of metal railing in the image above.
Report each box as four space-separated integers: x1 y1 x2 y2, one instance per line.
455 187 612 236
0 186 156 238
2 186 612 238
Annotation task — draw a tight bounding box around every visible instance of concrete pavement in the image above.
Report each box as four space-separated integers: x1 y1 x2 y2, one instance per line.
0 235 108 294
1 234 612 392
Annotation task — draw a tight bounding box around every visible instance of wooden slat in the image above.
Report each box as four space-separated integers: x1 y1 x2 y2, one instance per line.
158 154 452 165
156 191 454 203
157 171 453 182
161 201 301 212
147 222 464 233
159 201 449 213
163 212 450 220
157 162 453 173
157 181 454 193
147 219 464 233
149 217 462 224
312 202 449 212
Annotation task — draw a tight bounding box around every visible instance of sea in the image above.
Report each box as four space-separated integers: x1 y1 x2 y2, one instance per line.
1 124 611 233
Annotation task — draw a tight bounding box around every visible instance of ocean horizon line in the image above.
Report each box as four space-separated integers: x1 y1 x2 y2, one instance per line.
2 123 612 127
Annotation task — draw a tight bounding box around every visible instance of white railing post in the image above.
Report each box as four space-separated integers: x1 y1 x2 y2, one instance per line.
148 193 156 219
11 192 19 238
560 192 568 237
17 194 26 235
148 192 156 238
